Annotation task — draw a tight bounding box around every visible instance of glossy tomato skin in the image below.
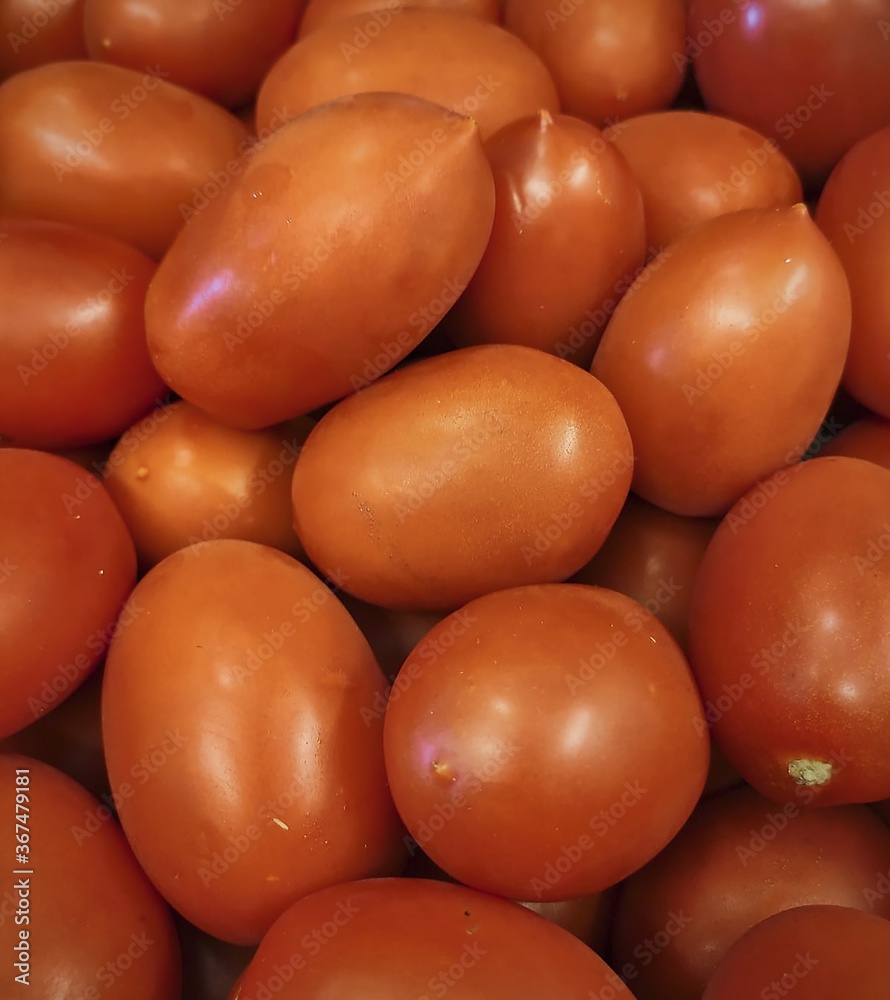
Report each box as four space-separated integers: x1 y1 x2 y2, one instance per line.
102 402 313 568
102 540 405 945
0 450 135 739
234 878 637 999
292 345 634 611
816 124 890 418
591 206 851 516
299 0 500 34
84 0 301 109
0 0 87 79
688 457 890 806
383 584 709 900
0 219 164 449
689 0 890 184
504 0 686 126
0 754 180 998
821 414 890 468
0 61 250 259
450 111 646 366
256 9 559 141
611 785 890 1000
608 111 802 249
702 904 890 1000
147 92 495 428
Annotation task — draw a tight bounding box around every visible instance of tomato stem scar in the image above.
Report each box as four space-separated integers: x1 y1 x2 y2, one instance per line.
787 758 833 786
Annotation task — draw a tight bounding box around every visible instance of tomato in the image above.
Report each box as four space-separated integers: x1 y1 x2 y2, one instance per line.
0 61 250 259
102 402 314 568
292 345 633 610
234 877 637 998
816 124 890 418
702 904 890 1000
821 414 890 468
0 0 87 79
688 0 890 184
611 785 890 1000
299 0 500 34
146 92 495 428
0 449 135 739
383 584 708 899
0 219 165 449
178 917 255 1000
607 110 802 250
590 206 851 516
102 540 405 945
503 0 687 127
84 0 302 109
689 456 890 806
571 493 716 653
0 754 180 998
255 9 559 141
449 111 646 367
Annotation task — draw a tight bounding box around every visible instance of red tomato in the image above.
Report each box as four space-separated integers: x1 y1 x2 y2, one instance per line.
689 456 890 806
688 0 890 184
102 540 405 944
0 61 250 259
590 206 851 516
0 0 87 79
383 584 709 900
0 219 165 449
607 110 802 249
611 785 890 1000
450 111 646 366
702 905 890 999
0 449 135 739
0 754 180 998
84 0 302 109
299 0 500 34
821 414 890 468
234 878 637 998
816 124 890 418
504 0 687 126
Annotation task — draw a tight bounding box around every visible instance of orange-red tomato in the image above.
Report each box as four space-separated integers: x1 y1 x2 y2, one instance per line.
298 0 500 35
821 414 890 468
608 110 802 249
256 9 559 141
504 0 687 126
146 92 495 428
102 540 405 945
0 0 87 79
84 0 302 109
0 449 135 739
591 206 851 516
103 403 314 568
0 754 180 998
292 345 634 610
450 111 646 366
0 219 165 449
0 61 250 259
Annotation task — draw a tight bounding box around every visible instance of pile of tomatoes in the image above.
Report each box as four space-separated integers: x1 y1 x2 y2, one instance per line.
1 0 890 997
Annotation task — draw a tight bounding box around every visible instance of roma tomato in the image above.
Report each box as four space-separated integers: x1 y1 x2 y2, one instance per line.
689 457 890 806
235 878 637 999
147 92 495 428
0 61 250 258
292 345 633 611
612 785 890 1000
0 754 180 999
591 206 851 516
256 9 559 141
0 450 135 739
383 584 709 900
102 540 405 945
816 124 890 418
102 402 313 568
0 0 86 79
689 0 890 184
84 0 302 109
607 110 802 249
702 905 890 1000
0 219 164 449
821 414 890 468
450 111 646 366
298 0 500 35
504 0 687 126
